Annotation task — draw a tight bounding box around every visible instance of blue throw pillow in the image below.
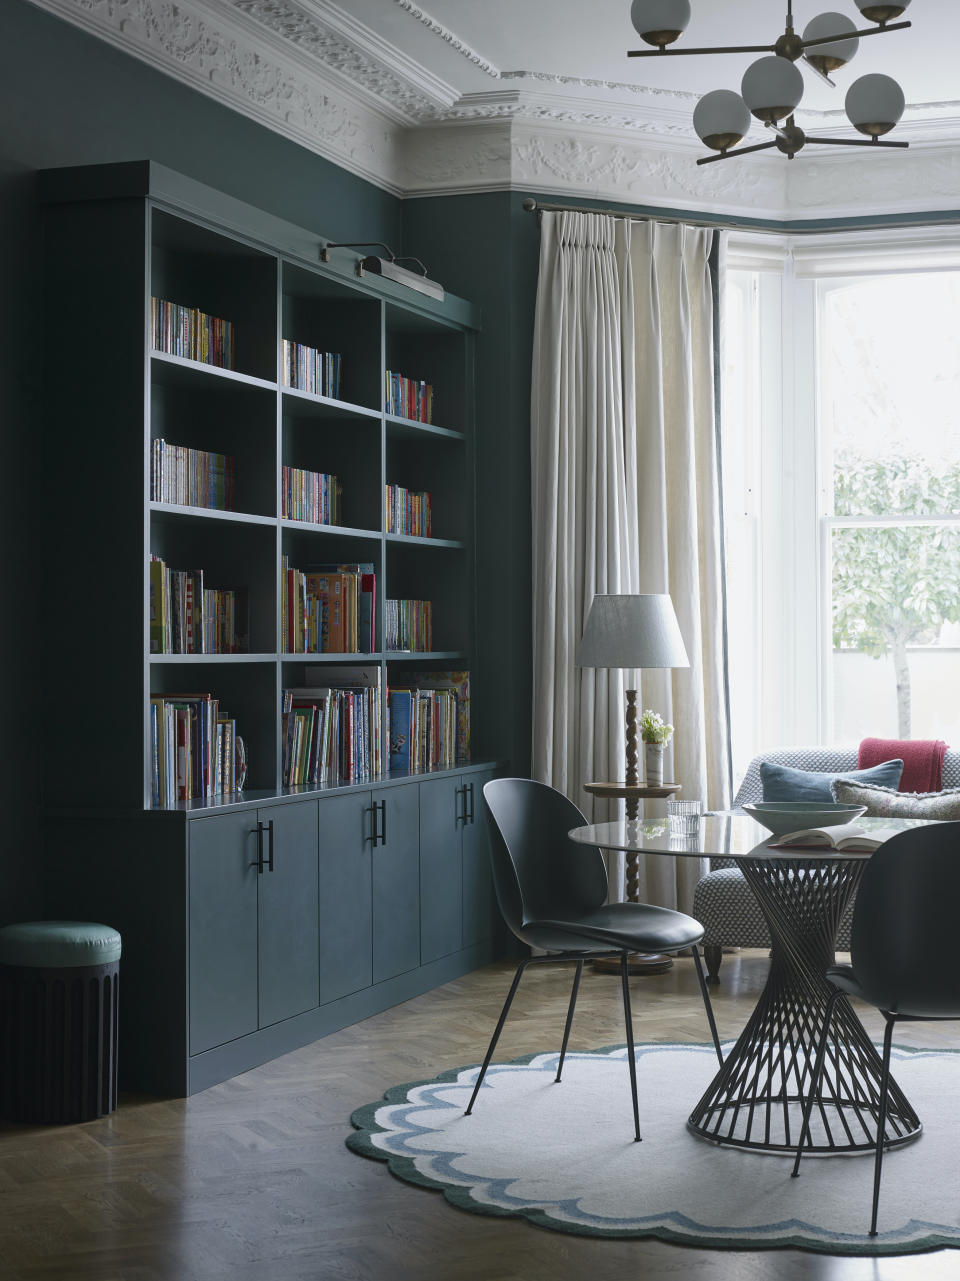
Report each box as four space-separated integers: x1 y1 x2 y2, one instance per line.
760 758 904 802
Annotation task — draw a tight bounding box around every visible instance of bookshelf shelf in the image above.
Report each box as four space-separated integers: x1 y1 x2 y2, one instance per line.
385 414 465 443
281 387 381 421
385 533 465 550
150 653 277 665
151 350 277 392
150 503 277 528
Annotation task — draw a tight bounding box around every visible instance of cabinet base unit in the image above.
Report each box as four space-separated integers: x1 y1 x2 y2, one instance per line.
42 765 500 1097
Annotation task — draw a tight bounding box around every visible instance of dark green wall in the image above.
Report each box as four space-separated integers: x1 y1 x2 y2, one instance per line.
402 194 541 775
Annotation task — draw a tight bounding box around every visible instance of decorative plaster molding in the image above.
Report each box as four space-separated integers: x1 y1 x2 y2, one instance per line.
28 0 404 190
26 0 960 221
392 0 499 78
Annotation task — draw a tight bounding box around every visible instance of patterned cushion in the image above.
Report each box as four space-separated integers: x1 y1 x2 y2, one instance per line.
832 779 960 820
760 758 904 802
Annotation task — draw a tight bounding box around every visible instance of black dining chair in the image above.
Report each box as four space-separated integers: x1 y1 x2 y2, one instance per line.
791 820 960 1236
465 777 723 1142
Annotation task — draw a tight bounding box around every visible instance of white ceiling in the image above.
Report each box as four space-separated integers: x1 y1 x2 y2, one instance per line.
332 0 959 131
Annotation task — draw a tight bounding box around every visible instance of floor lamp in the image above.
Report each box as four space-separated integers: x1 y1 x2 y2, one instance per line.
576 593 690 972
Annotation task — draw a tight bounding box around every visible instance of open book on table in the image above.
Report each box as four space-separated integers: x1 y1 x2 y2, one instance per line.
768 822 903 852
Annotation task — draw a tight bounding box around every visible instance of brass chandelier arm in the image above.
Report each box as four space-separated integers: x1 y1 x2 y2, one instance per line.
802 134 909 147
628 43 775 57
799 19 910 47
696 140 778 166
627 20 910 59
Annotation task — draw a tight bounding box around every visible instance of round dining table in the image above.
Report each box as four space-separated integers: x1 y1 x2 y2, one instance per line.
567 814 927 1156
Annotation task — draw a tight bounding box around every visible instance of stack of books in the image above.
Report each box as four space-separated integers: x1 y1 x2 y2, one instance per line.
282 339 342 398
281 464 342 525
282 668 382 786
388 670 470 773
150 693 237 806
281 558 375 653
385 599 432 652
385 370 434 423
386 483 432 537
149 556 248 654
151 297 234 369
151 439 235 510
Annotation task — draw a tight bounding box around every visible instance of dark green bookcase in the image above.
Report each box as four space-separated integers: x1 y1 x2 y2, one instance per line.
39 161 501 1096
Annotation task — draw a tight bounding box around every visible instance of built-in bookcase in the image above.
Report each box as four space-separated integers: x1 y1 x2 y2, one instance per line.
40 161 479 812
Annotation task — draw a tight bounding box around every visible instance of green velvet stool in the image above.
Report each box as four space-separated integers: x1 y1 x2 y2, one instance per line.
0 921 122 1124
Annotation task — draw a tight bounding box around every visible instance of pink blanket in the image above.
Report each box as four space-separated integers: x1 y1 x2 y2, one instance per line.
858 737 948 793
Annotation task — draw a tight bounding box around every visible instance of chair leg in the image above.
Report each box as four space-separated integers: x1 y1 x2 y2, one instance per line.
619 954 642 1143
691 946 724 1065
792 988 841 1177
555 960 583 1083
870 1014 897 1238
703 944 723 984
465 959 529 1116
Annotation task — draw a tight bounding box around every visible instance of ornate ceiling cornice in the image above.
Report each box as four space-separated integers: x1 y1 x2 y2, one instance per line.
26 0 960 221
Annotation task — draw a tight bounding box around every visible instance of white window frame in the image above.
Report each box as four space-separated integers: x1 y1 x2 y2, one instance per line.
724 225 960 757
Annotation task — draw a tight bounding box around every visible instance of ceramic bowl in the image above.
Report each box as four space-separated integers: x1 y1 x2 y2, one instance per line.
742 800 867 836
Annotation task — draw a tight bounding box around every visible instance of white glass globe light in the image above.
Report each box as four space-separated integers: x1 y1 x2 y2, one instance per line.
845 72 905 136
741 56 805 124
802 12 860 74
854 0 910 24
693 90 752 152
630 0 691 47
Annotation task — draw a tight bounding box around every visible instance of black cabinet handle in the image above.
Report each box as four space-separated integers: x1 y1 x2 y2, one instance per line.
250 823 265 873
455 784 465 828
366 803 378 845
466 782 475 824
265 819 275 872
378 799 387 847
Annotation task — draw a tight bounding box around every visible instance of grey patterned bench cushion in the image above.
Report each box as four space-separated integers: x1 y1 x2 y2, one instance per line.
694 745 960 952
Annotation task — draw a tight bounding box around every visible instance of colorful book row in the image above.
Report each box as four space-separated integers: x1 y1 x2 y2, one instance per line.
151 297 234 369
282 340 342 399
150 693 240 807
151 438 235 511
385 370 434 424
281 558 375 654
281 464 342 526
282 671 382 787
388 670 470 771
385 599 433 652
149 556 248 655
386 483 432 538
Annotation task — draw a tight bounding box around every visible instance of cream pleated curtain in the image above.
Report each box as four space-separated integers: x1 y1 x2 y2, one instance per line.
531 211 731 913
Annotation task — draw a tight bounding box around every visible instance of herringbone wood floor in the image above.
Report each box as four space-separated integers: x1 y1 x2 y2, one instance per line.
1 952 957 1281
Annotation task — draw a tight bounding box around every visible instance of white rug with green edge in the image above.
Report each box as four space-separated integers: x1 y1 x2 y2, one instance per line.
347 1042 960 1254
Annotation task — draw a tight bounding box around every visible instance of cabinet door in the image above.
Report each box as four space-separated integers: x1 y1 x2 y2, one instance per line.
189 811 259 1055
318 790 374 1004
372 783 420 984
419 776 463 964
462 770 498 947
257 800 320 1028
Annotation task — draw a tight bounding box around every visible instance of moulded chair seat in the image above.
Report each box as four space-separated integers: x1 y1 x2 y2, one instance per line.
792 821 960 1235
520 901 707 956
466 777 722 1143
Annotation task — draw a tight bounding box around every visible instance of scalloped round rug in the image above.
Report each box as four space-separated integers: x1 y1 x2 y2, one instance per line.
348 1042 960 1255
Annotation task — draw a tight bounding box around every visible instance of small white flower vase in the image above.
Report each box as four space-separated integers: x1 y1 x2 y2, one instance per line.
645 742 664 786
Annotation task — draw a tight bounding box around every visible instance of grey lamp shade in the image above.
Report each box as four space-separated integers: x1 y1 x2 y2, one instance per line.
576 594 689 670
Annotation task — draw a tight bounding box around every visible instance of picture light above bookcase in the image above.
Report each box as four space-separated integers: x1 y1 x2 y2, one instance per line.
319 241 445 301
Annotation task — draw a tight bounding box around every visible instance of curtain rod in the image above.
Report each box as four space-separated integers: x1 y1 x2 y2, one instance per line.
521 197 960 237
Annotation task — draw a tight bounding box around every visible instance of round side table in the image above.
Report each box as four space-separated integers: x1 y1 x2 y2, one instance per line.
583 781 683 974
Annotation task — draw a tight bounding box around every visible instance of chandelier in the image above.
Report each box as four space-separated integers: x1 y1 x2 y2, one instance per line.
627 1 912 165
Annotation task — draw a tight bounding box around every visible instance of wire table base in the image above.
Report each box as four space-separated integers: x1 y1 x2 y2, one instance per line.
688 856 922 1155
